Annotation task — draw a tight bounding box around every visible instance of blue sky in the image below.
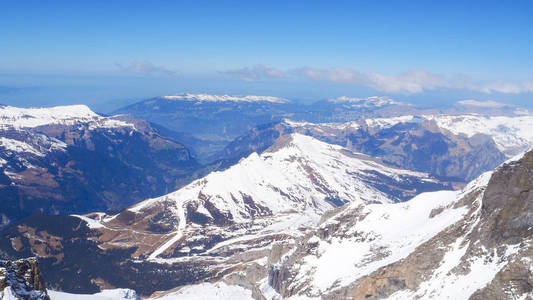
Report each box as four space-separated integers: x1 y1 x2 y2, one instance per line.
1 0 532 111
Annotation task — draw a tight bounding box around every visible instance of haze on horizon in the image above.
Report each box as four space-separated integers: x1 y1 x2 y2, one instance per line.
1 0 532 112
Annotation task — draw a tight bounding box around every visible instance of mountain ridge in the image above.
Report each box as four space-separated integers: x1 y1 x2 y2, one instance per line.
0 105 202 227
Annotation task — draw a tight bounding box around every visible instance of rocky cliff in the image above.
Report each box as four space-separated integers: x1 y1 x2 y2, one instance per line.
0 258 49 300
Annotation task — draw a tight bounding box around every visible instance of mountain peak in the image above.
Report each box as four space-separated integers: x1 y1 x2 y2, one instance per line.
264 133 343 156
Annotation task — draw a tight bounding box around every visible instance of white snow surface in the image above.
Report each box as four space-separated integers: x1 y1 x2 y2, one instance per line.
47 284 252 300
152 282 253 300
0 105 133 130
71 214 105 229
385 243 522 300
48 288 138 300
160 93 288 103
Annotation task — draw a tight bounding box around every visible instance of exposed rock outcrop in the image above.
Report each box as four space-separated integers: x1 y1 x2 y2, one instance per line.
0 257 49 300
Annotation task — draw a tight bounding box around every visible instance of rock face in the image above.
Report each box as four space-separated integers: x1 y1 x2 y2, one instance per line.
0 105 201 226
0 257 49 300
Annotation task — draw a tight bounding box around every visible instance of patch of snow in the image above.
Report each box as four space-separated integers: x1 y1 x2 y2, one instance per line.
386 243 524 300
0 135 67 158
71 215 105 229
364 115 418 129
48 288 138 300
0 137 46 157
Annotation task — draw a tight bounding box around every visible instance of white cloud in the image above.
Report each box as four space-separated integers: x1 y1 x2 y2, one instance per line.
469 81 533 94
115 61 178 76
223 64 285 81
291 67 450 94
456 99 507 108
223 65 533 95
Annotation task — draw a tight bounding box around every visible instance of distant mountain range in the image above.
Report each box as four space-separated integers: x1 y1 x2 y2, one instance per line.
212 114 533 184
113 93 528 162
112 94 416 146
3 133 533 300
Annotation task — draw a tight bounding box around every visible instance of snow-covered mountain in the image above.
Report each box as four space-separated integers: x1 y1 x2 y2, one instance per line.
30 146 533 300
114 93 533 159
0 105 200 226
0 104 131 130
128 133 439 228
4 101 533 299
0 134 447 296
265 150 533 299
140 148 533 300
